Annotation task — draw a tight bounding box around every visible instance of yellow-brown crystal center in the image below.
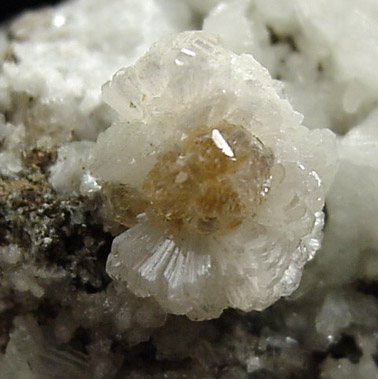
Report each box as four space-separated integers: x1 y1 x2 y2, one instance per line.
102 123 274 235
142 123 274 235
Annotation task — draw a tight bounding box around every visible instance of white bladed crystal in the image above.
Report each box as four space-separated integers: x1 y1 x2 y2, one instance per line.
91 31 338 320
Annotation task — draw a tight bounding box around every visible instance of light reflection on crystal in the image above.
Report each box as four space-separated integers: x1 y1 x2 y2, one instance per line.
211 128 235 158
52 14 66 28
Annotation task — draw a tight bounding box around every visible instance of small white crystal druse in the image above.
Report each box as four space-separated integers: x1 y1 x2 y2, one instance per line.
91 31 337 320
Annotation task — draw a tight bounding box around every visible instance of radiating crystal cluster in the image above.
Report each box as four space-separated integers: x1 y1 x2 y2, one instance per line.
2 0 378 378
91 31 337 320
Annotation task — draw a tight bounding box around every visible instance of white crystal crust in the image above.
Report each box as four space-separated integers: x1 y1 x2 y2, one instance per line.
91 31 337 320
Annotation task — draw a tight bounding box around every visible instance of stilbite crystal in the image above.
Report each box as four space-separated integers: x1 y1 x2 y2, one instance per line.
91 31 337 320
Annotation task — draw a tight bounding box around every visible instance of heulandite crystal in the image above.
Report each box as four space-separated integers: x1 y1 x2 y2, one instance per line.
104 122 273 235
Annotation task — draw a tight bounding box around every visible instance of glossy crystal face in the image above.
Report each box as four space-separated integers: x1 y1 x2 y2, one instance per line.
104 122 274 235
102 182 149 228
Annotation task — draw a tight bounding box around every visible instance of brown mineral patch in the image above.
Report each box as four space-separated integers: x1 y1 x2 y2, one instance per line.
101 123 274 235
101 182 149 228
0 149 56 210
143 123 274 235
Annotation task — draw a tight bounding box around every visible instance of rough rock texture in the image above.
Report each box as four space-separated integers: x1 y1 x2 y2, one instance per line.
0 0 194 148
0 0 378 378
203 0 378 133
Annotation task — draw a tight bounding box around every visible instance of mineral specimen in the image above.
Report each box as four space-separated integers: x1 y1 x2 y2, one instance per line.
1 0 378 378
91 31 337 320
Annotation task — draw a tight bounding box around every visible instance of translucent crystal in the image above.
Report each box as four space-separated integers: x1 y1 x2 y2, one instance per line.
102 182 149 228
107 122 274 235
91 31 337 320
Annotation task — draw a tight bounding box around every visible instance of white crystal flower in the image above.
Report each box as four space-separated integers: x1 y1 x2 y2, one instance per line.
91 31 337 320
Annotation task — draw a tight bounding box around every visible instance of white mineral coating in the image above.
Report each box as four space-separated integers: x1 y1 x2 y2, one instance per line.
49 140 95 195
1 0 378 376
204 0 378 133
296 1 378 94
0 0 193 148
292 0 378 131
304 108 378 287
185 0 223 15
203 0 255 55
203 0 339 131
91 31 337 320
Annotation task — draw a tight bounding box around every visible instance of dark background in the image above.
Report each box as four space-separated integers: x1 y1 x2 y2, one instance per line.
0 0 62 23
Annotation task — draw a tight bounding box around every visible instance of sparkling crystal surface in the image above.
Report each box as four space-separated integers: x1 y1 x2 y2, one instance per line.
1 1 378 378
91 31 337 319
